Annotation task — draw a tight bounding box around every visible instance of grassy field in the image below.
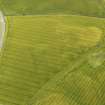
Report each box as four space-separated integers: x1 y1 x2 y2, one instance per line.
0 15 104 105
0 0 105 17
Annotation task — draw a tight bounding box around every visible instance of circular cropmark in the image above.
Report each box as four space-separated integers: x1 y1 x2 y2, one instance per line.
56 24 102 48
77 27 102 47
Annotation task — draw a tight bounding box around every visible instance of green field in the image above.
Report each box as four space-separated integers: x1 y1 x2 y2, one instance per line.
0 0 105 17
0 0 105 105
0 15 105 105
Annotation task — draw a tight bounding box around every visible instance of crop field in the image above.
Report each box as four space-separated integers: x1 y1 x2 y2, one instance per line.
0 15 104 105
0 0 105 105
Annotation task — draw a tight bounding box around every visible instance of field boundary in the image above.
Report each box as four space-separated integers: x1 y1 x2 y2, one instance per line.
10 14 105 20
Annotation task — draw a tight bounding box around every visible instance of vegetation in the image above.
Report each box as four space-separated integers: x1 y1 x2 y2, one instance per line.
0 0 105 17
0 15 105 105
0 0 105 105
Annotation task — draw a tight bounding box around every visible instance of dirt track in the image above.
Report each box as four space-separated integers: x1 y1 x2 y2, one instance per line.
0 11 5 48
